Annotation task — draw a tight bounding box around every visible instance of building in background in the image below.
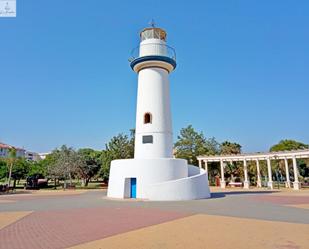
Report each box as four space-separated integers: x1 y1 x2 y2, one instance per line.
0 142 25 158
0 142 45 161
37 152 50 160
25 151 42 161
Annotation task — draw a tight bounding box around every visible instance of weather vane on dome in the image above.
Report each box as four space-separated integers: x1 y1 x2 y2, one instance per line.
149 19 156 28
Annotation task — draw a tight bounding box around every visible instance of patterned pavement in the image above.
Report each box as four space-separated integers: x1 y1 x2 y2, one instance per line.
69 214 309 249
250 195 309 205
0 188 308 249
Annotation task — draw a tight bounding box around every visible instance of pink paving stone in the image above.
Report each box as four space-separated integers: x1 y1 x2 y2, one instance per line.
250 195 309 205
0 207 189 249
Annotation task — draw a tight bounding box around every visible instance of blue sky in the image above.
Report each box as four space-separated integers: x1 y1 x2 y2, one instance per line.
0 0 308 153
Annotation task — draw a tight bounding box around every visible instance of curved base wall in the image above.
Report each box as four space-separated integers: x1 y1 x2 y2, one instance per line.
107 158 210 200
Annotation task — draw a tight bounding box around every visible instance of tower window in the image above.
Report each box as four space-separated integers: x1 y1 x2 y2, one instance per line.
144 113 152 124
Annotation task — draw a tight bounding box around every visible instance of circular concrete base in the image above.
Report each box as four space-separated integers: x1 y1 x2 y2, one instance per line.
107 158 210 201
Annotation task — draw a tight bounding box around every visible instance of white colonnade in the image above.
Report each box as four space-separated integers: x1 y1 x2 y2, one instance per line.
197 149 309 190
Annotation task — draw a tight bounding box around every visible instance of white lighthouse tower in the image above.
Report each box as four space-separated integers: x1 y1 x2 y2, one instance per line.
107 24 210 200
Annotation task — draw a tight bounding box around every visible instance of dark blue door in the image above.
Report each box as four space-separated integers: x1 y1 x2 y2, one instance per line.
130 178 136 198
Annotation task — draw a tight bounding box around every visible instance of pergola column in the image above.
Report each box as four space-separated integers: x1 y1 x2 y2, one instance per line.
256 159 262 188
203 160 208 174
229 160 235 182
198 159 202 169
203 160 208 173
243 159 250 189
203 160 209 185
266 158 273 189
292 156 301 190
284 158 291 188
220 159 226 189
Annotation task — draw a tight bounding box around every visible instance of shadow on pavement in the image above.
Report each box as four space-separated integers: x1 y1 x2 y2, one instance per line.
211 191 276 199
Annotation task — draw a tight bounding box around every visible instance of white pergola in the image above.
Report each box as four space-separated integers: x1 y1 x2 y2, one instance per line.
197 149 309 190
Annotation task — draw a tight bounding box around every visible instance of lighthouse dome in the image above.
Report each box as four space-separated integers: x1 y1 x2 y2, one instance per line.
140 27 167 42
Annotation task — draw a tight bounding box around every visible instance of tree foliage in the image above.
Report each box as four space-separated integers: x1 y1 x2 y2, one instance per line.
174 125 220 166
220 141 242 155
11 159 29 185
99 132 134 180
77 148 101 186
218 142 241 181
28 161 47 177
270 139 308 152
0 159 8 180
47 145 84 187
6 147 17 187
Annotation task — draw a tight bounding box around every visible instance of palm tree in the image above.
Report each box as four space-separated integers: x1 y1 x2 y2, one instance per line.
225 162 240 182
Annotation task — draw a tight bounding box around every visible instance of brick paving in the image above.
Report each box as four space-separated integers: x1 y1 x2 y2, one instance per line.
0 189 308 249
69 214 309 249
0 207 189 249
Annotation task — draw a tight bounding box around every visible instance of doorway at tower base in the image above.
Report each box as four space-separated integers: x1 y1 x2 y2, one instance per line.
107 158 211 201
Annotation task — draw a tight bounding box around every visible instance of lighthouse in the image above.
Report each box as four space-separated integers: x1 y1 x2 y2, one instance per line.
107 24 210 201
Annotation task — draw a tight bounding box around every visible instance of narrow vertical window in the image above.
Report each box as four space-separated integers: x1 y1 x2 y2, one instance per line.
144 113 152 124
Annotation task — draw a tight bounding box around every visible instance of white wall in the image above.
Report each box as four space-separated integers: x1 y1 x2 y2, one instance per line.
139 38 167 57
134 67 173 159
146 166 211 201
107 159 211 201
107 158 187 199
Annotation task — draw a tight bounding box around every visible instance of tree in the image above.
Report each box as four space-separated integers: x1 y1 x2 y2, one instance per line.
206 137 221 155
224 161 242 182
77 148 101 186
0 159 8 181
174 125 220 166
220 141 242 155
11 159 30 187
99 131 135 181
6 147 16 187
47 145 82 189
43 150 61 188
99 150 114 182
270 139 308 152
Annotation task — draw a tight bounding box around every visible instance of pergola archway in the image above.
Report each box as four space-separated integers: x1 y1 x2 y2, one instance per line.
197 149 309 190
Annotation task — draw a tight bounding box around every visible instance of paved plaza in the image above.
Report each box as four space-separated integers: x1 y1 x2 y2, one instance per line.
0 188 308 249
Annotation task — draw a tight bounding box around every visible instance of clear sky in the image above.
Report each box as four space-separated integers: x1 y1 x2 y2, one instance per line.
1 0 308 153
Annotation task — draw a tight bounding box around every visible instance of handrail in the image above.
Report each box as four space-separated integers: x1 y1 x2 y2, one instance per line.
129 43 176 62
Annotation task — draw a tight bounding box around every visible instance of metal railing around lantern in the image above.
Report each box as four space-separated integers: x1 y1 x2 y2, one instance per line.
129 43 176 62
